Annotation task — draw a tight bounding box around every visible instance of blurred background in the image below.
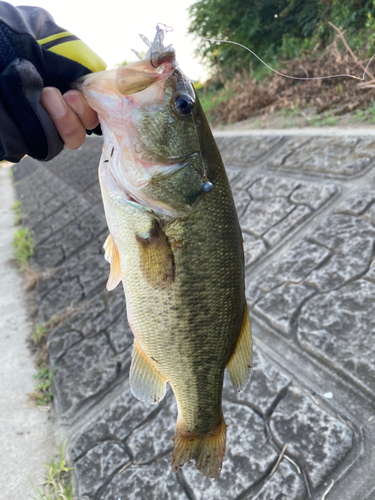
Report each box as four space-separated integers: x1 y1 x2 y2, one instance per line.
7 0 375 128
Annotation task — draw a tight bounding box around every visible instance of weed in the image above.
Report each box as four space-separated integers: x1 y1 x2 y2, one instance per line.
13 227 34 270
29 314 69 369
29 441 75 500
307 114 338 127
281 106 301 118
29 367 55 406
29 315 61 350
11 200 21 210
28 316 63 406
366 102 375 124
195 81 234 123
284 120 299 128
320 116 339 126
30 323 48 345
11 200 24 225
199 88 234 122
354 109 366 121
24 266 41 291
351 102 375 124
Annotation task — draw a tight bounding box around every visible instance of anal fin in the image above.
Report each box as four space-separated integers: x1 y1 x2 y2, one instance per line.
226 303 252 393
103 234 121 291
130 341 166 404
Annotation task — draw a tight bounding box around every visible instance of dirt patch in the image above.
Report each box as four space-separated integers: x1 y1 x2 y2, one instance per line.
206 25 375 129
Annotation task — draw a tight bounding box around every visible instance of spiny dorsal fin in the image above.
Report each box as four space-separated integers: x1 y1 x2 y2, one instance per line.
130 341 166 404
136 222 174 290
103 234 121 291
226 304 252 393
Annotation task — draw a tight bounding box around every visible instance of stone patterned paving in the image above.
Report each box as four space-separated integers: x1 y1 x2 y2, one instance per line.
13 133 375 499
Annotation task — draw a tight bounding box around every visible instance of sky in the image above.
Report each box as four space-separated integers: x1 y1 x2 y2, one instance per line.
7 0 208 81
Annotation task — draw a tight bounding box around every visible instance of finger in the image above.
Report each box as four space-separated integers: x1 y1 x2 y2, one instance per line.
63 90 99 131
40 87 86 150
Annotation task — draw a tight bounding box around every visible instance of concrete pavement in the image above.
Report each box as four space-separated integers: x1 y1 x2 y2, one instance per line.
0 167 57 500
11 132 375 499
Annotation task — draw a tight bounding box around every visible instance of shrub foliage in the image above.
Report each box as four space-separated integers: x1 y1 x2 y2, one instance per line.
188 0 375 73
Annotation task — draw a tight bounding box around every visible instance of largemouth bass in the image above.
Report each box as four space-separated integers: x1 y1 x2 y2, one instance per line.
78 28 251 478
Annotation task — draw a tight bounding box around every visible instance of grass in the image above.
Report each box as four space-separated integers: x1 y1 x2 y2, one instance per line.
251 118 262 128
28 313 73 406
281 105 301 118
29 441 75 500
11 200 24 225
353 101 375 124
30 316 62 350
13 226 34 270
196 84 234 122
307 113 339 127
30 323 48 345
284 120 299 128
28 367 55 407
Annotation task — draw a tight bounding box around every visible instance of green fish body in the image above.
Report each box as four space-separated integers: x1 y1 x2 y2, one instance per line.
78 30 251 478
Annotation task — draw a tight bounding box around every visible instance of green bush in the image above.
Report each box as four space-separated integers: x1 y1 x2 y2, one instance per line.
188 0 375 73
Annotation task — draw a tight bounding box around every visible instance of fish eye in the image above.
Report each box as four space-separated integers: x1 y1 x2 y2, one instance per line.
174 94 194 115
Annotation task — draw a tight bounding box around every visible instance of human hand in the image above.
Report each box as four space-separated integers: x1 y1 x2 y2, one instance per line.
40 88 99 150
0 3 106 163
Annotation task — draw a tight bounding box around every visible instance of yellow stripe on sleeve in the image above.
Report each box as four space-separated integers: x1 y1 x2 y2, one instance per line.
37 31 74 46
47 40 107 73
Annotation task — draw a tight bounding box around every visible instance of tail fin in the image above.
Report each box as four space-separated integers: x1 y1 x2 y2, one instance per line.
171 415 226 478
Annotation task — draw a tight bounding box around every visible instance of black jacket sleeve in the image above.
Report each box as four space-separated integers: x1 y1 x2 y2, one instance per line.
0 2 106 162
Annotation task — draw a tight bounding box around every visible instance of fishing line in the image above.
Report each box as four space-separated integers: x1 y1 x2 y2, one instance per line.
187 81 211 188
172 52 210 187
191 111 213 192
155 23 173 33
202 38 375 82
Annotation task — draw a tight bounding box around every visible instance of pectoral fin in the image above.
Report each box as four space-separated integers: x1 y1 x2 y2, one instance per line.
130 341 166 404
136 222 174 289
103 234 122 291
226 304 252 393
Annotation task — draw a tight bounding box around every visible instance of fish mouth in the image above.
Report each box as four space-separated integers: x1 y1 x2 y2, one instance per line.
116 38 177 97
